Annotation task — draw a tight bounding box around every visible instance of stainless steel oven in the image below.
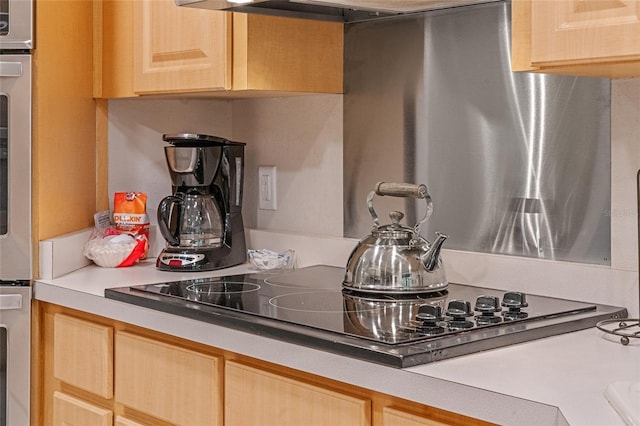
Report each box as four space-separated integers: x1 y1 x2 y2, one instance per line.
0 1 32 425
0 0 32 50
0 54 31 280
0 283 30 426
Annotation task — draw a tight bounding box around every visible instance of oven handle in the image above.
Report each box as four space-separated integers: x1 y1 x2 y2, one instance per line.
0 294 23 310
0 61 23 78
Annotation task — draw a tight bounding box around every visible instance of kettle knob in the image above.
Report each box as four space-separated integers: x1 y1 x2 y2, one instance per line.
389 211 404 225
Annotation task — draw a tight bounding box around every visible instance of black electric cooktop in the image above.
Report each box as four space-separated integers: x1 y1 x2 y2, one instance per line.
105 265 628 368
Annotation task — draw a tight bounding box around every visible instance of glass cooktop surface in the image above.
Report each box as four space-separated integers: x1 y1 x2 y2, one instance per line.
105 265 627 367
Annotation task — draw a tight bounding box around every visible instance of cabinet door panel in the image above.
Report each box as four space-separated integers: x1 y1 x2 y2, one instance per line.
382 407 451 426
53 314 113 398
133 0 230 93
115 416 145 426
232 14 343 93
53 391 113 426
115 331 222 426
531 0 640 64
225 361 370 426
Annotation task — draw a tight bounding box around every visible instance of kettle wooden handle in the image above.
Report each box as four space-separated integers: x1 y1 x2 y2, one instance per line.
369 182 433 231
375 182 427 199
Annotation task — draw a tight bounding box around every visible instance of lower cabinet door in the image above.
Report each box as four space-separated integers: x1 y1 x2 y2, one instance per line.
52 391 113 426
382 407 451 426
115 416 146 426
225 360 370 426
53 313 114 398
114 331 222 426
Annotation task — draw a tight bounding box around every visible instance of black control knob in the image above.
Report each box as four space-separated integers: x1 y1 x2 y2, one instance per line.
475 295 502 325
501 291 529 320
446 300 473 319
475 295 502 314
502 291 528 309
445 300 474 330
416 304 444 323
415 304 445 336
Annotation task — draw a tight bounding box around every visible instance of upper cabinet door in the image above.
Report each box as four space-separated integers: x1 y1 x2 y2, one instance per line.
133 0 231 94
530 0 640 65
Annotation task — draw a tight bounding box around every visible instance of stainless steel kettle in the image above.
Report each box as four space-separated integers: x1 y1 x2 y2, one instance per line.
343 182 448 294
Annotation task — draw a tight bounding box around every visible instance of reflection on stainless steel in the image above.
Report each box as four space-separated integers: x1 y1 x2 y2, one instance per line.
344 1 611 265
343 291 447 343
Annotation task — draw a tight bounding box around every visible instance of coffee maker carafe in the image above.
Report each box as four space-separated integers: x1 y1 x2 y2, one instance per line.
156 133 246 271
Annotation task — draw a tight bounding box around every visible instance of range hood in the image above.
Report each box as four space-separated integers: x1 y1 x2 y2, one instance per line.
176 0 497 22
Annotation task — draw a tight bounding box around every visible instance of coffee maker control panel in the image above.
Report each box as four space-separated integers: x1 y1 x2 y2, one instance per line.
158 253 206 268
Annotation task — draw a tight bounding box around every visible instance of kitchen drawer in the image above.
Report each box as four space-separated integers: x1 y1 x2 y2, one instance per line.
382 406 452 426
115 415 146 426
52 391 113 426
53 313 114 398
115 331 223 426
225 360 370 426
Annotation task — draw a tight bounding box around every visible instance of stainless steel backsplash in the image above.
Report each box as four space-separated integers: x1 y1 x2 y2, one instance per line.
343 1 611 265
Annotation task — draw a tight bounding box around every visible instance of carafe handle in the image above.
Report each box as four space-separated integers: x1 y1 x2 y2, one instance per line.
157 195 182 246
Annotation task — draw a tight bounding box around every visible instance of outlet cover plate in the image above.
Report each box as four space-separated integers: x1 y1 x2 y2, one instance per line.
258 166 277 210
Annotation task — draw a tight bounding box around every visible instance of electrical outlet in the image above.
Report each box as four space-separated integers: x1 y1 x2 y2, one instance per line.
258 166 277 210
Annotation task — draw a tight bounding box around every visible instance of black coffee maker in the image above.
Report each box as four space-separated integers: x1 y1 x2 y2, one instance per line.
156 133 246 271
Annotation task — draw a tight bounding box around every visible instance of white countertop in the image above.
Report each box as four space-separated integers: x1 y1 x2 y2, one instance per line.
34 259 640 426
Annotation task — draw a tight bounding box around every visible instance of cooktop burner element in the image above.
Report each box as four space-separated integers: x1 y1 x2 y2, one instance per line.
105 265 628 368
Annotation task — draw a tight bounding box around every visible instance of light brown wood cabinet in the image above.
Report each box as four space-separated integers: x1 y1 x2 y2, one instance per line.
34 302 494 426
512 0 640 78
97 0 343 98
115 331 223 425
38 303 223 425
52 392 113 426
381 406 452 426
53 314 114 398
133 0 231 94
115 416 147 426
225 360 370 426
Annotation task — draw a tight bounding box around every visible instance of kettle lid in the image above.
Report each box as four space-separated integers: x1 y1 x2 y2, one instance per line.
371 211 415 240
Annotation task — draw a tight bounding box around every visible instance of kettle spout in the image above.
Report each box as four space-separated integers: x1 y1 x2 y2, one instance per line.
421 232 448 272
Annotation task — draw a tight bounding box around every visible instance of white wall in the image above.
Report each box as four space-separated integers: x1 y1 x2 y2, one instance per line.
611 78 640 273
232 95 343 237
107 78 640 312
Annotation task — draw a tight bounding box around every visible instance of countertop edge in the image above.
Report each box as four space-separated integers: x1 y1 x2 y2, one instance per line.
33 280 567 426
